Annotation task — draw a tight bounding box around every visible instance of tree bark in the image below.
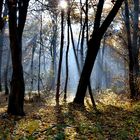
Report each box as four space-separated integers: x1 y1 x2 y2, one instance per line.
0 0 4 30
30 39 36 91
0 0 3 16
7 0 29 115
74 0 124 105
132 0 139 76
124 0 139 99
50 15 57 90
0 0 5 91
0 31 3 92
38 10 43 97
56 9 64 103
4 49 10 95
64 4 70 100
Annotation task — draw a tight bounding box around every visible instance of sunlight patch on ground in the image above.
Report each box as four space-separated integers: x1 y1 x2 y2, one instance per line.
92 89 132 111
1 91 140 139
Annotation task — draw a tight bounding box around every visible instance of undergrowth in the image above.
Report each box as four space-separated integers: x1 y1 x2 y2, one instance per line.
0 91 140 140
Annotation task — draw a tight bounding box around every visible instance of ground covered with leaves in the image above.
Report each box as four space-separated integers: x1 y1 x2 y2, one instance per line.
0 91 140 140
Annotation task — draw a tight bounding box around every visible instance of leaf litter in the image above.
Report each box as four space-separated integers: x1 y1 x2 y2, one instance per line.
0 92 140 139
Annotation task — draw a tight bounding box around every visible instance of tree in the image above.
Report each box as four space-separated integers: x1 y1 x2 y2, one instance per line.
0 27 3 92
4 49 10 95
49 16 58 90
30 35 37 92
38 8 43 97
123 0 139 99
64 1 70 100
74 0 124 105
56 8 65 103
0 0 7 91
7 0 29 115
0 0 4 92
0 0 4 30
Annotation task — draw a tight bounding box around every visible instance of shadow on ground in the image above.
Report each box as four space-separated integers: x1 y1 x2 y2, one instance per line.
0 93 140 139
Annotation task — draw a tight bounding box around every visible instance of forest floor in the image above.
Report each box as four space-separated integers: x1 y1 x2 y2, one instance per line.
0 91 140 140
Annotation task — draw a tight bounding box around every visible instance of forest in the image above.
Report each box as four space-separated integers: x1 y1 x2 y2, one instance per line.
0 0 140 139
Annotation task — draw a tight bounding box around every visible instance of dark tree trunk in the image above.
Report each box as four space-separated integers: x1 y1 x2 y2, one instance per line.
131 0 139 98
2 2 8 93
0 0 4 30
74 0 105 104
132 0 139 75
74 0 124 105
8 36 25 115
124 0 135 99
50 15 57 90
56 9 64 103
74 36 101 104
88 81 98 112
7 0 29 116
85 0 89 43
0 31 3 92
30 39 36 91
69 10 97 110
0 0 3 16
4 49 10 95
38 11 43 97
124 0 139 99
0 0 5 92
70 23 80 72
64 2 70 100
80 21 85 67
77 0 83 53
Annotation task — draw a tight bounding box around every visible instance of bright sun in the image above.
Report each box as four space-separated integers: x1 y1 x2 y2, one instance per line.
59 0 68 9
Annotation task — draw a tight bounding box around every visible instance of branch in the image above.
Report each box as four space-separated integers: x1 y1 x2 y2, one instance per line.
94 0 105 30
99 0 124 37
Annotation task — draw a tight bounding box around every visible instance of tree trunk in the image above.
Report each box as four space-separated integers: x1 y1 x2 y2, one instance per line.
77 0 83 54
30 40 36 91
124 0 135 99
64 4 70 100
7 0 29 115
124 0 139 99
69 9 97 110
80 21 85 67
56 9 64 103
0 2 10 95
74 36 101 104
0 0 3 16
50 15 57 90
0 0 5 92
74 0 124 105
132 0 139 75
0 31 3 92
38 11 43 97
131 0 139 98
74 0 105 104
0 0 4 31
88 81 98 112
4 49 10 95
8 37 25 115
